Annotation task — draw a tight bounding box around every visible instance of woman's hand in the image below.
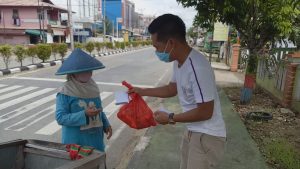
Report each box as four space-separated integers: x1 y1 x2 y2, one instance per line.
85 107 102 117
104 126 113 139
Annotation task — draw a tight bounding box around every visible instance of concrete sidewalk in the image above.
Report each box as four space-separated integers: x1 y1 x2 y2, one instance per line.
126 70 269 169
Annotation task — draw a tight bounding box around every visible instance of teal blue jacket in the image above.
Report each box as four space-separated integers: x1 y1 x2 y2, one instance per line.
55 93 110 151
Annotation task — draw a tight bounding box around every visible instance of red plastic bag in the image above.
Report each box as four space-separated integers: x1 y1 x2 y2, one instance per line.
117 81 157 129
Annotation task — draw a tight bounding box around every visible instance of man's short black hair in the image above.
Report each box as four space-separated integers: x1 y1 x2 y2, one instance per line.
148 14 186 42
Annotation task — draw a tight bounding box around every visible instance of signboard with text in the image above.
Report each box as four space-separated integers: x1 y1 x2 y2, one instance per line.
213 22 229 41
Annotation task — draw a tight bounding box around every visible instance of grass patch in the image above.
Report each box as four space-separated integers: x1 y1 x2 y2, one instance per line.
266 139 300 169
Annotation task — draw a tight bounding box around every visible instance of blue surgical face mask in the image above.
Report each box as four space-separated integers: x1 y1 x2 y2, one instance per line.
155 40 173 62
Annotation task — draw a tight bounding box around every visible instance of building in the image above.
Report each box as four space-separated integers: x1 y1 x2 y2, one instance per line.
0 0 70 45
99 0 154 41
73 19 93 43
100 0 122 36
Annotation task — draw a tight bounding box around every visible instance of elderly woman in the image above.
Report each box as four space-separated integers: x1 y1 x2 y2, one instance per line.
55 48 112 152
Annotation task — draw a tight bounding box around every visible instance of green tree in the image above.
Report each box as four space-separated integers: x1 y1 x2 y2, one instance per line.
120 42 125 49
0 45 12 69
58 43 68 60
287 5 300 50
125 42 130 48
85 42 95 55
106 42 114 49
51 43 59 60
177 0 300 103
115 42 121 49
94 42 103 54
187 27 197 39
26 45 37 64
131 41 138 48
36 44 51 63
104 17 113 35
14 45 26 67
74 43 84 49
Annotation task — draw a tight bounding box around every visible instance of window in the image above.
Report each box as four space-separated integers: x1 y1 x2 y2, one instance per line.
12 9 20 26
12 9 19 19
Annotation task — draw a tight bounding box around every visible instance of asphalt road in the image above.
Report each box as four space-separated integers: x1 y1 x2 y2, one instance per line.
0 47 173 169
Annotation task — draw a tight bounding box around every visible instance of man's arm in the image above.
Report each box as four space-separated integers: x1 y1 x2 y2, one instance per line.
130 82 177 98
154 100 214 124
173 101 214 122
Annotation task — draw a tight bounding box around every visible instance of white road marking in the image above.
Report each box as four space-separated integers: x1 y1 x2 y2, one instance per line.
8 77 154 88
5 105 55 131
0 88 55 111
105 124 126 150
0 84 7 88
134 136 151 152
0 85 22 94
0 93 56 123
0 86 38 101
100 92 113 100
103 100 121 118
35 121 60 135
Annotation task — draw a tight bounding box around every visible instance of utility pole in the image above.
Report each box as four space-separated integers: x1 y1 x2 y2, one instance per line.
2 11 6 43
42 3 45 43
93 0 96 37
112 20 114 37
67 0 74 50
83 0 85 17
103 0 106 42
116 18 118 39
79 0 81 18
38 0 42 43
88 0 90 17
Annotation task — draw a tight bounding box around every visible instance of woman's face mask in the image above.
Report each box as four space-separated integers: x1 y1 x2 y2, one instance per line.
74 71 92 83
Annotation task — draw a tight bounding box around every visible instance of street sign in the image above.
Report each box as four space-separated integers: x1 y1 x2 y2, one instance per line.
117 18 123 23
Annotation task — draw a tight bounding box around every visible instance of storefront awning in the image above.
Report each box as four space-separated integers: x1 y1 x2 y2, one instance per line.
53 29 65 36
25 29 44 36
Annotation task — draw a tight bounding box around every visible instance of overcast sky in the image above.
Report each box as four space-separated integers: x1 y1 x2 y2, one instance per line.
51 0 197 28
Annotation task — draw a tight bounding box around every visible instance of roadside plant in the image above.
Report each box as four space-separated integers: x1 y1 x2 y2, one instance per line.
14 45 27 67
0 45 12 69
36 44 51 62
58 43 68 61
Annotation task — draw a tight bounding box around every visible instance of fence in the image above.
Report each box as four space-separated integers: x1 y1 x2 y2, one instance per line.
256 48 300 112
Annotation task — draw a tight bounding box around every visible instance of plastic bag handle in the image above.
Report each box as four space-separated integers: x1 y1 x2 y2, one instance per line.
122 81 133 90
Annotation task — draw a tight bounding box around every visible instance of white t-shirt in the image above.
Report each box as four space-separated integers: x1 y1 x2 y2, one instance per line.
171 49 226 137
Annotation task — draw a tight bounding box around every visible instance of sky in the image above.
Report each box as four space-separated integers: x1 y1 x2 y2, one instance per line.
51 0 197 28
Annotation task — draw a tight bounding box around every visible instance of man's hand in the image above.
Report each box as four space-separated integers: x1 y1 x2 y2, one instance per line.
154 111 169 125
128 87 145 96
85 107 102 117
104 126 113 139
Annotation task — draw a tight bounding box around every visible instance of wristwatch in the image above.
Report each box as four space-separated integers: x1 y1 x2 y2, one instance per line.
168 113 176 124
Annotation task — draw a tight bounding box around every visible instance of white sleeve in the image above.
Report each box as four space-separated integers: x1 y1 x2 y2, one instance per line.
189 59 215 103
170 72 176 83
170 63 176 83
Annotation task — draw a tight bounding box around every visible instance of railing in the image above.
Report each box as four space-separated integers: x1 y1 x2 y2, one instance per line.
257 47 297 91
239 48 248 71
48 20 58 25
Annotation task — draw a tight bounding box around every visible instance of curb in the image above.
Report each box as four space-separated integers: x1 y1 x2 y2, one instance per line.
0 46 150 77
211 64 231 71
0 60 62 77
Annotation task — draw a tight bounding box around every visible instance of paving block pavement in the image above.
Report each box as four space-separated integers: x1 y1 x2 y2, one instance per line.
127 89 269 169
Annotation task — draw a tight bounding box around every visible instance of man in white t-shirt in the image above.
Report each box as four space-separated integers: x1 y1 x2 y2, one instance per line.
130 14 226 169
